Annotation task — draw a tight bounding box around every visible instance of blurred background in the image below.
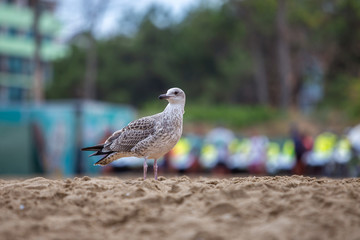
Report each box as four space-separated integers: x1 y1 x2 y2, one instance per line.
0 0 359 177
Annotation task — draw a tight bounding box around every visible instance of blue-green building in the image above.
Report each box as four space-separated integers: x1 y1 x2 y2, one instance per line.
0 0 66 102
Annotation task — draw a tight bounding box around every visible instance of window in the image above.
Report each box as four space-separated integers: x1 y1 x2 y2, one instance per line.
26 30 34 40
23 59 33 75
9 57 22 73
0 86 9 103
9 87 23 102
0 55 8 72
8 27 18 37
42 35 52 43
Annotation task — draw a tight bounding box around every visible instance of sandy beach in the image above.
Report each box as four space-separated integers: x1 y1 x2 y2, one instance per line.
0 175 359 240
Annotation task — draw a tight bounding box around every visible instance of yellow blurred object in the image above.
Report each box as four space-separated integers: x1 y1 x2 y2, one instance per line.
314 132 337 154
172 138 191 156
282 140 295 157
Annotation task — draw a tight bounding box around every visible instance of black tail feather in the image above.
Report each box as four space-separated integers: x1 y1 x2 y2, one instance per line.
81 144 104 151
88 150 114 157
88 151 101 157
81 144 114 165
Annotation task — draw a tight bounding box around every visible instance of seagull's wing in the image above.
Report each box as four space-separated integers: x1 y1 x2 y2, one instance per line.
103 114 160 153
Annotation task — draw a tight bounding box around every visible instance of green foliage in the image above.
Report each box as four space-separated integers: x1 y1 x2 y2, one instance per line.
184 104 278 128
46 45 85 99
47 3 255 106
346 79 360 120
46 0 360 120
140 102 278 128
287 0 360 118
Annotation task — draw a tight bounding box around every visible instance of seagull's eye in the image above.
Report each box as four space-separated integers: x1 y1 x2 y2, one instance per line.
174 91 179 95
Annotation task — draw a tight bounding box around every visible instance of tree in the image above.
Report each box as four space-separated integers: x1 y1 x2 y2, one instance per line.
32 0 44 103
276 0 293 110
229 0 277 106
73 0 111 99
47 0 360 119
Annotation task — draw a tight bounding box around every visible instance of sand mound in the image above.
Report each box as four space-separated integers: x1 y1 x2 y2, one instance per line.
1 175 359 240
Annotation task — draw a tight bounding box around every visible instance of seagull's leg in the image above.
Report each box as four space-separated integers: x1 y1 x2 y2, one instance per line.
154 159 158 180
143 158 148 180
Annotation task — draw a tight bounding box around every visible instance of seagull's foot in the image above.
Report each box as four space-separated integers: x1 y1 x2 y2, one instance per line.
143 159 148 180
154 159 158 180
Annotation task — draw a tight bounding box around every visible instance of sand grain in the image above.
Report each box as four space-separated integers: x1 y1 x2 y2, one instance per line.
0 175 359 240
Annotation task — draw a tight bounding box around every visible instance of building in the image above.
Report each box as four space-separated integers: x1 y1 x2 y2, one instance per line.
0 0 66 103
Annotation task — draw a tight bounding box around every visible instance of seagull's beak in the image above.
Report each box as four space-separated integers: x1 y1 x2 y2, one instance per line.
159 94 170 100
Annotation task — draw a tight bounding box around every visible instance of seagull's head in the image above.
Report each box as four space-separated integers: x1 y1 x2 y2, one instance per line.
159 87 186 105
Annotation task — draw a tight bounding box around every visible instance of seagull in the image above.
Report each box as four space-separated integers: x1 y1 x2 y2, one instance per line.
81 87 186 180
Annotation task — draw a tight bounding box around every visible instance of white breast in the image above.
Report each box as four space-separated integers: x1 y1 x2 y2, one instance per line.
146 105 184 159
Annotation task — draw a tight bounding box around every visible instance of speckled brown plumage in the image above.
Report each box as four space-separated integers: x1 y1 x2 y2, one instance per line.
81 87 186 179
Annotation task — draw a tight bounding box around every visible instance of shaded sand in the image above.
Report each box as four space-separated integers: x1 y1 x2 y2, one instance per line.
1 176 360 240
